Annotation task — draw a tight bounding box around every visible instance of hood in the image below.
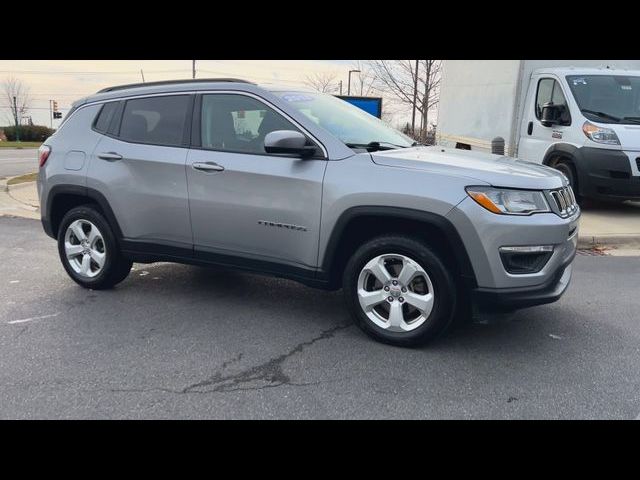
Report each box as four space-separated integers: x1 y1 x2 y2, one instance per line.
371 147 566 190
609 123 640 151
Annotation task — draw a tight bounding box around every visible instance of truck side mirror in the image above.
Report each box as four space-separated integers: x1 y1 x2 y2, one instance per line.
540 103 561 127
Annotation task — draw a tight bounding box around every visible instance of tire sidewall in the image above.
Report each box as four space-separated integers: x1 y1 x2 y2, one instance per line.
57 206 120 288
344 236 456 346
554 162 576 190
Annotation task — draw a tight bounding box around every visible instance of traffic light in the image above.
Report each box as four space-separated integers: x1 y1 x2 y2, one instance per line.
52 100 62 119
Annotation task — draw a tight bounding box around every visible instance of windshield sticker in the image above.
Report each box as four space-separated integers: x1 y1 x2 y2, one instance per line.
572 77 587 86
621 85 632 90
281 94 314 102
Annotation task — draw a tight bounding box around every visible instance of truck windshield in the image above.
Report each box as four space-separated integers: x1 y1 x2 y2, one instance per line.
273 91 414 150
566 75 640 125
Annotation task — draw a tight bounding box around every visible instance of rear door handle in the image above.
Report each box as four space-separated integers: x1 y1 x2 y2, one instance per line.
98 152 123 161
192 162 224 172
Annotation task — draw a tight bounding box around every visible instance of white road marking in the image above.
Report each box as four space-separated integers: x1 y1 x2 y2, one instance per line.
549 334 563 340
8 312 60 325
9 280 20 284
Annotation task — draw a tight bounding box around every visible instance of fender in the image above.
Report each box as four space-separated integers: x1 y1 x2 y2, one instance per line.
45 185 124 240
542 142 581 166
320 206 477 286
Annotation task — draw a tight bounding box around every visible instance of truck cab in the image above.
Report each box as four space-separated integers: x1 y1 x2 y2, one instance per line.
518 68 640 201
436 60 640 202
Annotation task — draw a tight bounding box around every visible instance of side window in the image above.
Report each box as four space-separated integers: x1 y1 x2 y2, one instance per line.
536 78 571 125
93 102 118 133
535 79 554 119
119 95 189 146
200 94 302 154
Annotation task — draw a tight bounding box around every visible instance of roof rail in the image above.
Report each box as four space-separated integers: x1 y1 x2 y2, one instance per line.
97 78 254 93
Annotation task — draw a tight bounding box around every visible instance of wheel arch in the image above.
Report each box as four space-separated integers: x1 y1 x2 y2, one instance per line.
542 143 584 194
46 185 123 240
320 206 477 290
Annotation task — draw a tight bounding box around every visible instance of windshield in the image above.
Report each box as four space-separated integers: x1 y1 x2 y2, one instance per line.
566 75 640 125
273 91 415 149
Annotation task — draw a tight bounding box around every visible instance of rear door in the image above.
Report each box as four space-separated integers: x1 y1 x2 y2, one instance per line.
518 75 572 162
186 92 327 269
87 94 194 251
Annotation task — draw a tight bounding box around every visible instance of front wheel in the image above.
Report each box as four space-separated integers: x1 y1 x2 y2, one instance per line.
57 205 132 289
343 235 457 347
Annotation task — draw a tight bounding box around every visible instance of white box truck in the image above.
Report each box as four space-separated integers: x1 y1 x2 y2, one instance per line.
436 60 640 201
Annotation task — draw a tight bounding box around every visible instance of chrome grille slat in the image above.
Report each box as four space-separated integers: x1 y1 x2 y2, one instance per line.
549 186 577 218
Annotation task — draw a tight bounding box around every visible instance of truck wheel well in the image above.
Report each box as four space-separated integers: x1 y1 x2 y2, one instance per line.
50 194 101 238
326 214 474 290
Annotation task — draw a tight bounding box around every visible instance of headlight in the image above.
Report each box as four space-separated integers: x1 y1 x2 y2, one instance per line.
582 121 620 145
466 186 550 215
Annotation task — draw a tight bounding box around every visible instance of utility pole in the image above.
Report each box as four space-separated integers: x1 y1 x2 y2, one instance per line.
140 69 145 82
192 60 196 79
13 96 19 142
411 60 418 136
49 99 53 128
347 69 361 96
339 80 343 95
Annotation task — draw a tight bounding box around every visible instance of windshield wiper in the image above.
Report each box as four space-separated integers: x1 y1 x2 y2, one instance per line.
581 109 621 122
345 141 410 152
622 116 640 124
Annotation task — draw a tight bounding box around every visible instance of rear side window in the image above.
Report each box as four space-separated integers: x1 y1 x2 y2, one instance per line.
119 95 189 146
93 102 118 133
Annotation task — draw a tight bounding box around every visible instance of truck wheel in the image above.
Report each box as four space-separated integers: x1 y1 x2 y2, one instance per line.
553 160 579 197
343 235 457 347
57 205 132 290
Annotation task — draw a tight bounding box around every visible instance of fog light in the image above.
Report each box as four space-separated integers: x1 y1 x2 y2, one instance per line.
499 245 553 274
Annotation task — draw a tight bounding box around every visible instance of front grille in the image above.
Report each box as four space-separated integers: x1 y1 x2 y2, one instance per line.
636 157 640 171
549 186 578 218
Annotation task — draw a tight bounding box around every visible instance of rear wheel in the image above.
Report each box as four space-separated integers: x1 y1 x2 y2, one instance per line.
343 235 457 347
57 205 132 289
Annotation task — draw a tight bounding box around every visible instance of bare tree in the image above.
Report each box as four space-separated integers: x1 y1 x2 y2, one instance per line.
368 60 441 141
303 72 339 93
2 76 31 126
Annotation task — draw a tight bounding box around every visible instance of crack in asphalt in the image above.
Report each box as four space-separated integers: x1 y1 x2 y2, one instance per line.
105 323 352 395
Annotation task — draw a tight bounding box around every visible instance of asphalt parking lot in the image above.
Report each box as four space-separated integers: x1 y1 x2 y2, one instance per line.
1 216 639 419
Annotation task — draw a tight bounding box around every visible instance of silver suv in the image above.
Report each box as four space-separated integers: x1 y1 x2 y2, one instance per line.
37 79 580 346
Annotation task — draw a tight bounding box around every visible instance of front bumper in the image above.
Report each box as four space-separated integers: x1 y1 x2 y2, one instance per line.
576 147 640 201
471 259 573 313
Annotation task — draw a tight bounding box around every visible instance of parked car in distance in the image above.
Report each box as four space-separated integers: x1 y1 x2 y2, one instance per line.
437 60 640 202
38 78 580 346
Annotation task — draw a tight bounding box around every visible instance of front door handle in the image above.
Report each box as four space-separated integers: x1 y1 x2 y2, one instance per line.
527 121 533 135
192 162 224 172
98 152 123 161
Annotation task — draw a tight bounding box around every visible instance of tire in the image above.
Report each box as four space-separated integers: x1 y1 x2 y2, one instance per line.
343 235 457 347
57 205 132 289
552 159 581 202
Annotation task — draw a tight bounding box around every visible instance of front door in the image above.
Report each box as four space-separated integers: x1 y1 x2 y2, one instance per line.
186 93 327 270
518 75 572 163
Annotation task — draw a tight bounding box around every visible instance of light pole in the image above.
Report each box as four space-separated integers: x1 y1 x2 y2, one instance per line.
347 69 360 95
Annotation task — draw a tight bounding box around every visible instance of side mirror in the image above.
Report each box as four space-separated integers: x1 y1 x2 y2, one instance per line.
541 102 561 127
264 130 316 158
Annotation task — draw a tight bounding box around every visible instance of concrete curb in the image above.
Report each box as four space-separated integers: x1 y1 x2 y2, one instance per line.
578 234 640 248
0 178 8 193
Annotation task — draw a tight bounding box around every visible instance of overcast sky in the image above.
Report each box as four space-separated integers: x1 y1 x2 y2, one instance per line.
0 60 392 128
